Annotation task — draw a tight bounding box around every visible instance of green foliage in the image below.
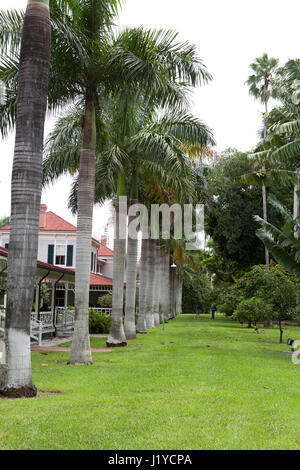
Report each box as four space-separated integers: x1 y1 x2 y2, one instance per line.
255 196 300 276
233 297 272 325
245 53 279 105
218 303 234 316
88 310 112 334
0 216 9 227
97 293 112 308
39 283 51 311
205 149 292 269
226 264 297 341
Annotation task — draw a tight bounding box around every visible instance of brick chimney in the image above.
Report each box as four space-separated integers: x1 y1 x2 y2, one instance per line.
39 204 47 228
101 235 107 246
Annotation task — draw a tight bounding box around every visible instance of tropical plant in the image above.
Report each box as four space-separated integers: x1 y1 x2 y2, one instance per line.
228 264 297 341
233 297 272 327
245 53 279 265
255 195 300 275
88 310 111 334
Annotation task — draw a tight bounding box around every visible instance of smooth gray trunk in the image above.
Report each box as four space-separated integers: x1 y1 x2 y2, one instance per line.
177 277 183 315
169 266 176 319
153 245 161 327
69 98 96 365
107 202 127 347
124 201 138 340
145 240 155 329
161 253 171 321
0 1 50 397
137 237 148 333
294 169 300 221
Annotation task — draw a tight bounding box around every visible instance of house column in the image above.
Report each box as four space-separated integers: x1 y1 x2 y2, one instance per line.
3 293 6 308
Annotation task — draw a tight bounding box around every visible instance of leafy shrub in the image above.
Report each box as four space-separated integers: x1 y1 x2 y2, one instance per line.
89 310 112 334
233 297 272 326
97 293 112 308
218 303 234 316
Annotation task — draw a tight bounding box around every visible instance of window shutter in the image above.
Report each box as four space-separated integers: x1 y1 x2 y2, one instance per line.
91 252 93 272
66 245 73 267
47 244 54 264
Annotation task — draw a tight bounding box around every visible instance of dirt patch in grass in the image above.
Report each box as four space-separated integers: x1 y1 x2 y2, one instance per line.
38 390 62 397
0 385 37 399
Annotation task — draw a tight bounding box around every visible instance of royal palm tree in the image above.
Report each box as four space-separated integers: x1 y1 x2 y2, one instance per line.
0 0 51 398
1 0 213 359
245 53 279 265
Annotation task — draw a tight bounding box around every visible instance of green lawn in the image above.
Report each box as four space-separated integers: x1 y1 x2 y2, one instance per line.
0 314 299 450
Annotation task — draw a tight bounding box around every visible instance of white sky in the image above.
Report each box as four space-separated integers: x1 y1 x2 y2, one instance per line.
0 0 299 236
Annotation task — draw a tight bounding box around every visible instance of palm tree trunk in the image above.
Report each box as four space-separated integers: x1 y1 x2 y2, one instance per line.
153 245 161 327
263 98 270 266
177 276 183 315
161 253 171 321
262 184 270 265
145 239 155 329
68 98 96 365
124 199 138 340
137 237 148 334
294 169 300 221
0 0 50 398
107 174 127 347
169 266 176 319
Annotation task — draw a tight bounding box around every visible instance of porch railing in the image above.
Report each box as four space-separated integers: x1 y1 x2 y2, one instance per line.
90 307 112 316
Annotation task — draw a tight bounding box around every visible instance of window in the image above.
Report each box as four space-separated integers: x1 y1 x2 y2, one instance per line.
55 244 66 265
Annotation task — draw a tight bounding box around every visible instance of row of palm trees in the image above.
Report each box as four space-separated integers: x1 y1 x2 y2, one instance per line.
0 0 214 396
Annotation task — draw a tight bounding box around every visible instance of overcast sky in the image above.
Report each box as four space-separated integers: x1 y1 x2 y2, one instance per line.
0 0 299 236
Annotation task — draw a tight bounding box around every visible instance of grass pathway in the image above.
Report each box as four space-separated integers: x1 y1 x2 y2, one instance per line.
0 315 299 450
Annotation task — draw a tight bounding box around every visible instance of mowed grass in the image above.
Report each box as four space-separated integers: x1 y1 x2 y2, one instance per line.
0 314 299 450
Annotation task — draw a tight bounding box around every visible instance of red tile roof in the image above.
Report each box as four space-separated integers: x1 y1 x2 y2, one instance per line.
98 243 114 257
68 268 113 286
90 272 113 286
0 247 113 286
0 211 77 232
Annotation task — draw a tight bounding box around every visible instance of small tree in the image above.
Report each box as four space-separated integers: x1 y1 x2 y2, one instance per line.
267 265 297 343
97 293 112 308
233 297 272 327
230 264 297 342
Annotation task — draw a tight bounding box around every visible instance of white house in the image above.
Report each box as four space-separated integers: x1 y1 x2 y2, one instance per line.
0 204 115 307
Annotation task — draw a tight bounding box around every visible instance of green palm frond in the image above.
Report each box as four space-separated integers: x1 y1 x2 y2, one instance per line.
241 168 296 187
272 119 300 136
0 9 23 55
268 139 300 164
256 228 300 276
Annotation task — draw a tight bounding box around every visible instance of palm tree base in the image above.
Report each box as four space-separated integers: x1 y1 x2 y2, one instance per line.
106 341 127 348
0 385 37 399
125 334 136 340
67 361 93 366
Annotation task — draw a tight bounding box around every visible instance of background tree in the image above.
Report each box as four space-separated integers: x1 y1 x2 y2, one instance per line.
205 149 288 269
245 53 279 265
